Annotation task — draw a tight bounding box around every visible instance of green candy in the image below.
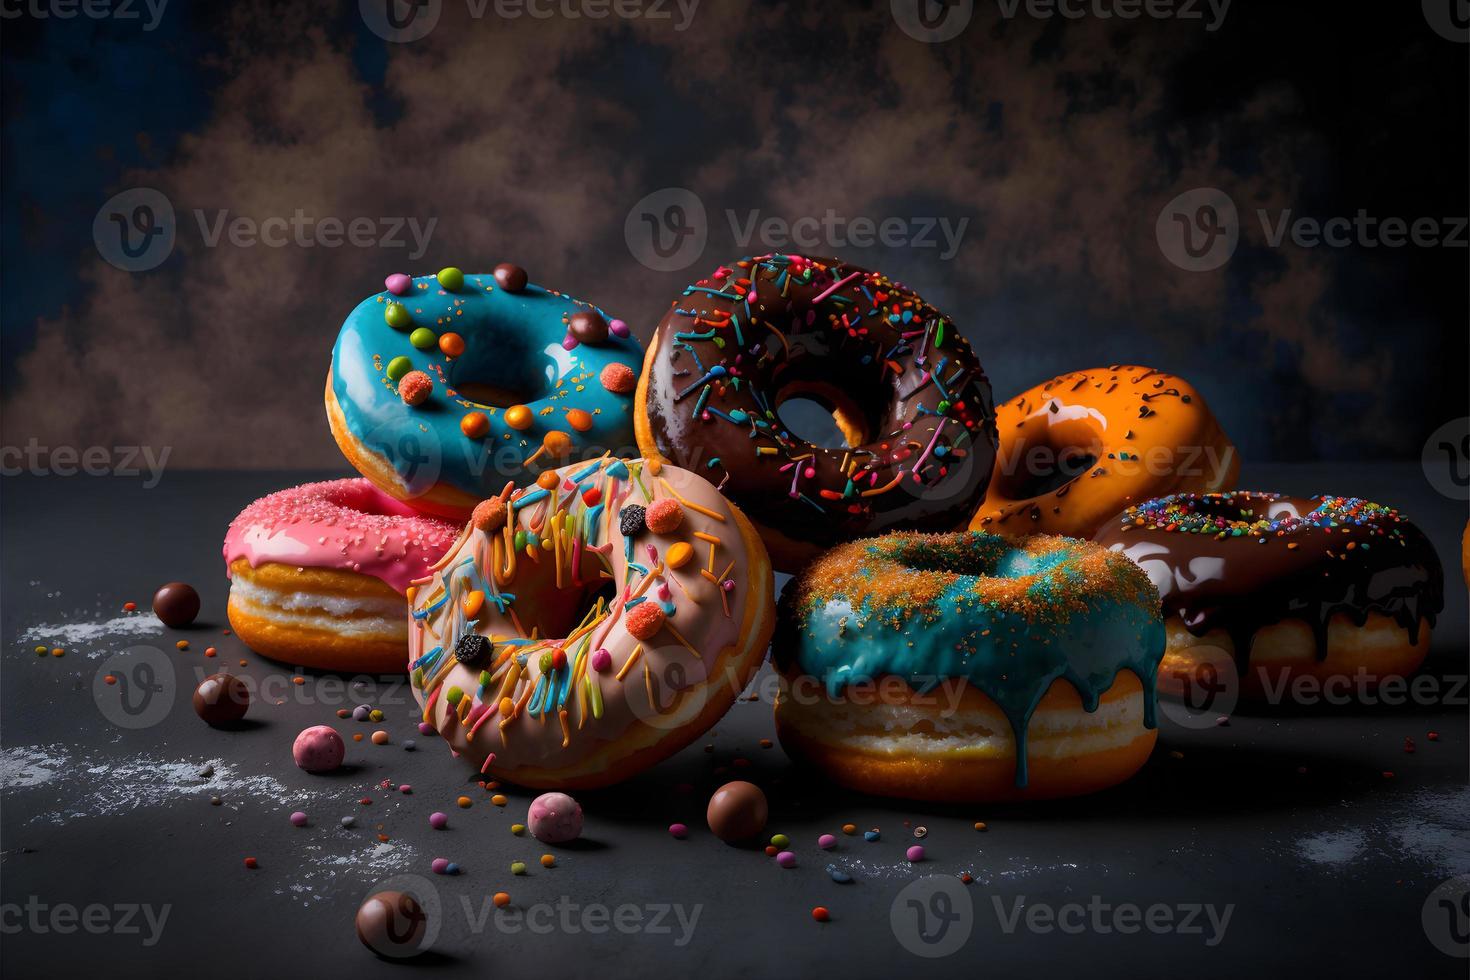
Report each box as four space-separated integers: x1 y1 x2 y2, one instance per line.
511 862 527 876
937 400 952 413
437 267 464 292
538 652 555 673
770 833 790 848
386 356 413 381
384 302 412 330
410 327 437 350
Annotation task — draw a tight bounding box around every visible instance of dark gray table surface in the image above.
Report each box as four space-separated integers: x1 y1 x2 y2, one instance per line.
2 463 1467 979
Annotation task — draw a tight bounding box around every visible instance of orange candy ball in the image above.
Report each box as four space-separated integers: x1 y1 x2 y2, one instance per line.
645 498 684 534
472 498 507 532
565 409 593 432
541 430 572 458
625 602 666 641
600 363 636 394
461 412 490 439
536 470 560 490
438 332 465 357
504 405 534 430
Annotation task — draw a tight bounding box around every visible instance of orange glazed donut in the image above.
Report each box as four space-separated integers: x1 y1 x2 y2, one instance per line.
224 479 459 673
972 366 1238 538
407 457 774 789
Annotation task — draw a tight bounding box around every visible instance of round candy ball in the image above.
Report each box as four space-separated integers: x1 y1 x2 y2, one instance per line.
356 890 427 958
192 673 249 727
527 792 583 844
493 263 528 293
384 273 412 296
153 582 200 628
568 310 609 345
293 725 345 773
706 780 768 843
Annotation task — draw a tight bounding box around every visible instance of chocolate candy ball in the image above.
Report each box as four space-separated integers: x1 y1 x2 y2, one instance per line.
152 582 200 628
527 792 583 844
568 310 609 345
707 780 768 842
493 263 528 293
356 890 427 958
293 725 345 773
192 673 249 727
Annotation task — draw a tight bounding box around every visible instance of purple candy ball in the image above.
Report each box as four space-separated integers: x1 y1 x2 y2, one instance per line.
292 725 345 774
668 823 688 839
289 811 308 827
429 811 448 830
906 845 926 863
776 851 797 868
527 792 583 844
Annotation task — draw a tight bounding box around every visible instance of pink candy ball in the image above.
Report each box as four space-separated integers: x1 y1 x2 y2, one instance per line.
906 845 926 863
590 649 612 673
776 851 797 868
289 811 308 827
527 792 583 844
668 823 688 839
292 725 344 774
429 812 448 830
609 318 630 338
385 273 412 295
818 834 837 850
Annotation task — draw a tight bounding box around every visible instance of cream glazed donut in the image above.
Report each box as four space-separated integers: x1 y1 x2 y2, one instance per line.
224 479 459 673
408 457 775 789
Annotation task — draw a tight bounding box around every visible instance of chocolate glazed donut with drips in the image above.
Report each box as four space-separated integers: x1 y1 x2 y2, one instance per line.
1095 492 1444 668
635 255 999 570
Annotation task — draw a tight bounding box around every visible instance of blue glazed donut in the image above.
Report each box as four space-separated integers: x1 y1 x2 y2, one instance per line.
772 530 1164 801
326 266 644 518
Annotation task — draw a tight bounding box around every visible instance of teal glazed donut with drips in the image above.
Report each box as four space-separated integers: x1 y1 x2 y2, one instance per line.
326 266 644 519
773 531 1165 800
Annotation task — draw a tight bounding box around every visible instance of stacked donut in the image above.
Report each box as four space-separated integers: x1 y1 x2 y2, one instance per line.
224 253 1445 800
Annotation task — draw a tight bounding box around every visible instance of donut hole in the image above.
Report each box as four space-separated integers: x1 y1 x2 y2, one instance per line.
445 333 554 408
993 418 1102 500
774 382 875 449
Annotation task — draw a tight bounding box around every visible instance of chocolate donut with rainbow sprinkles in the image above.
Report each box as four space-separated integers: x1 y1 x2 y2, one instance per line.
1095 491 1444 702
636 254 999 572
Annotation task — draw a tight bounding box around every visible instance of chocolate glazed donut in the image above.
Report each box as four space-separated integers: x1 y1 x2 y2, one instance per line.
635 255 999 571
1096 492 1444 699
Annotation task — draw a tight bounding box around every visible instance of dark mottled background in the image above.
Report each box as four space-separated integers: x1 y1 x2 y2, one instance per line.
2 0 1466 468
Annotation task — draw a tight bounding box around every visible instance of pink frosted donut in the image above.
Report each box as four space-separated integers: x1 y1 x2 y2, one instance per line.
293 725 346 773
527 792 583 843
224 479 459 673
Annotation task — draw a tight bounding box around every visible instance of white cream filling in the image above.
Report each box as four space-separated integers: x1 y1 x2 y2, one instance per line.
229 580 406 638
